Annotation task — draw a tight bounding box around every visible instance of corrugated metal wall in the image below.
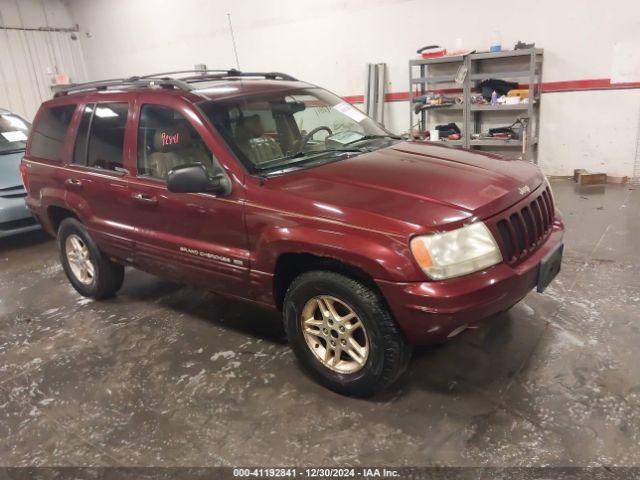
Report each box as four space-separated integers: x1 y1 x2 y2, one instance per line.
0 28 87 121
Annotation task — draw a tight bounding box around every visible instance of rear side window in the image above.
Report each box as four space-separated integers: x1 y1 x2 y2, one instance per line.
29 104 76 161
72 103 128 172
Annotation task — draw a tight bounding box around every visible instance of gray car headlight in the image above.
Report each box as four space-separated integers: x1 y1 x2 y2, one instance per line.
410 222 503 280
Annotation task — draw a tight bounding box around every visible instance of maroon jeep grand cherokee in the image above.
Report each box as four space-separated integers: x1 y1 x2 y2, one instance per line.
22 70 563 396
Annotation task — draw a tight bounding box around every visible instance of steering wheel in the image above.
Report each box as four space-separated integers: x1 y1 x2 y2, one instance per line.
294 126 333 153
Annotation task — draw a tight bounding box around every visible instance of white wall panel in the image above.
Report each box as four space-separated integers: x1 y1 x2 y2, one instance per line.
67 0 640 177
0 0 86 120
539 89 640 176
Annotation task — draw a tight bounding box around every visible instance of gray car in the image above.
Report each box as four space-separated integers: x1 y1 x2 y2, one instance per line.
0 109 40 238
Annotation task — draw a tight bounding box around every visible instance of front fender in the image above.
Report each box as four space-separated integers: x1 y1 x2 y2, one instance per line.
251 225 419 282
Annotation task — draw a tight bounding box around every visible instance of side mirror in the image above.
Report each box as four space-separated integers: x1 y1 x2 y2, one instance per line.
167 164 231 195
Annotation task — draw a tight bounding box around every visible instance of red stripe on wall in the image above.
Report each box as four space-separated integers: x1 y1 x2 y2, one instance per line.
343 78 640 104
342 95 365 103
541 78 640 92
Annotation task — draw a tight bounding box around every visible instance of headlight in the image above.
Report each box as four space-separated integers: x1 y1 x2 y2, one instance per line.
410 222 503 280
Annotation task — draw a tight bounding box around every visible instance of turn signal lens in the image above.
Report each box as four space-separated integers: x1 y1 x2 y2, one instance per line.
410 237 432 268
410 222 503 280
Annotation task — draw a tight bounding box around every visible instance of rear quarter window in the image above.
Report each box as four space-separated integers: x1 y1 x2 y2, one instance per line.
29 104 77 162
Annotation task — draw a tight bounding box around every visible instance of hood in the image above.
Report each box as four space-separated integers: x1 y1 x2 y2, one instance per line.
0 150 25 190
266 141 544 235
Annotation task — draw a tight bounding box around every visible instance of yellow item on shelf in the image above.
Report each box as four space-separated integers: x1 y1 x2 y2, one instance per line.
507 89 529 100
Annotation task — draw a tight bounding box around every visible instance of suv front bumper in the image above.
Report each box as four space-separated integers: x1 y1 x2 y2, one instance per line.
377 222 564 346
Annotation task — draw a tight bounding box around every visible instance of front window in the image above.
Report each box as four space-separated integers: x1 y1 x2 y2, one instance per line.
198 88 397 174
0 112 30 155
137 104 222 180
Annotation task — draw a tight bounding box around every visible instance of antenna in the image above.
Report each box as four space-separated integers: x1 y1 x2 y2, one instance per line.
227 13 240 70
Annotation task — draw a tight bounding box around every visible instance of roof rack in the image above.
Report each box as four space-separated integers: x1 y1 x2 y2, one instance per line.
141 69 298 83
182 69 297 83
52 69 298 97
138 69 230 79
53 76 194 97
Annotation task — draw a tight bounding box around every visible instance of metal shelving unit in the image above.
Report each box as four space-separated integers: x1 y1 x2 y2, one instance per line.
409 48 543 163
408 54 468 145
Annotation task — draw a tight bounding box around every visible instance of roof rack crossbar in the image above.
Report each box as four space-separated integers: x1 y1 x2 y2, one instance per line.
236 71 297 81
139 69 230 79
53 76 194 97
180 70 297 83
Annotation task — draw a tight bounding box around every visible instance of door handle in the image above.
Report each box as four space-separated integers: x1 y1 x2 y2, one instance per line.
132 192 158 205
65 178 83 190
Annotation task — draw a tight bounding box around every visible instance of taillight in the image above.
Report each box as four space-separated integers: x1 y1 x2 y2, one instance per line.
19 162 30 192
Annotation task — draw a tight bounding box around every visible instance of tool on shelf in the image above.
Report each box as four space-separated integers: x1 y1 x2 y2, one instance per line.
416 45 447 59
515 41 535 50
412 94 462 114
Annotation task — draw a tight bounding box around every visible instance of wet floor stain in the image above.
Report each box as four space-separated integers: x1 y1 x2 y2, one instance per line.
0 181 638 466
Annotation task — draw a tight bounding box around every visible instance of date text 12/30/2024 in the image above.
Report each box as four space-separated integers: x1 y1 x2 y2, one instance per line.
233 468 401 478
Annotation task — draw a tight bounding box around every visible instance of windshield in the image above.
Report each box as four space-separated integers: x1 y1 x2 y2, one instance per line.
0 113 30 154
198 88 397 173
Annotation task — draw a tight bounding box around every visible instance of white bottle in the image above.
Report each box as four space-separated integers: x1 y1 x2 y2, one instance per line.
490 31 502 53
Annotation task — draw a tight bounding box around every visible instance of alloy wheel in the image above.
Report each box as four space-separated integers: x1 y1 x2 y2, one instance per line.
301 295 369 374
65 234 95 285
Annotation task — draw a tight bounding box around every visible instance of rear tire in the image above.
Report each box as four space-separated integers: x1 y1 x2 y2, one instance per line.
283 270 411 397
58 218 124 300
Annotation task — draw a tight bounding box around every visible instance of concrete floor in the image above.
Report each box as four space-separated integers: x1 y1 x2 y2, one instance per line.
0 179 638 467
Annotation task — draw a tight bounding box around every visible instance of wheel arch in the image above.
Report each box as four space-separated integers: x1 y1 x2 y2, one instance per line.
273 252 387 311
47 205 80 235
253 226 415 310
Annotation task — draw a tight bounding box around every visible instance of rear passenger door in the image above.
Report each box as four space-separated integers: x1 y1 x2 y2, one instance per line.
127 98 250 296
67 101 135 260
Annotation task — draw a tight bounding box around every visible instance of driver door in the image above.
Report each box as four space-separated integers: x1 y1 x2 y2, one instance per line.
127 97 250 296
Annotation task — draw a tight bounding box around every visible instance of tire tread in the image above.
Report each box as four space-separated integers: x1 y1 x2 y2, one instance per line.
58 218 124 300
284 270 411 397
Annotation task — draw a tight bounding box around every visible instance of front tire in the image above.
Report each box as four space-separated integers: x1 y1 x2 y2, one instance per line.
284 271 411 397
58 218 124 300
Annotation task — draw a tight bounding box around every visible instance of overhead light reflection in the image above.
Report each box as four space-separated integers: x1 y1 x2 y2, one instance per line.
95 107 118 118
314 202 343 215
197 86 239 94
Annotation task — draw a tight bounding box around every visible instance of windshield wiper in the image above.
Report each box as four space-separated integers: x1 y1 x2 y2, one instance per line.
343 134 401 146
282 148 364 161
257 149 363 175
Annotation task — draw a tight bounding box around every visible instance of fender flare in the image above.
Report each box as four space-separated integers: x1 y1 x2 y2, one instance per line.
252 225 416 282
39 192 76 235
